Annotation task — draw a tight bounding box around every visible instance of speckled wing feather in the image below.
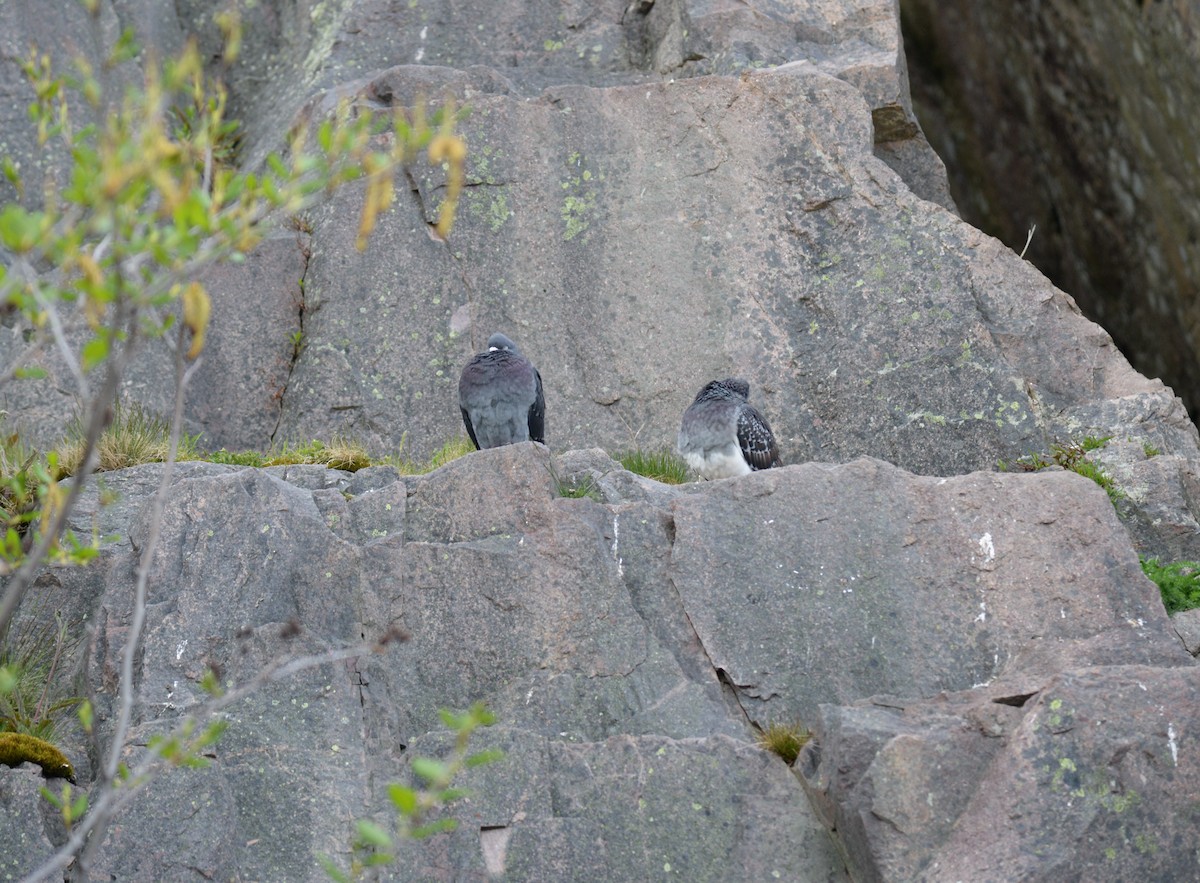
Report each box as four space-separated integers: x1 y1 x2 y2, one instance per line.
736 403 782 471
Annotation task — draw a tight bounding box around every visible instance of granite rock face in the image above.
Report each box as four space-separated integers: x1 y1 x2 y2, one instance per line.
3 2 1198 563
2 1 1200 880
6 444 1197 880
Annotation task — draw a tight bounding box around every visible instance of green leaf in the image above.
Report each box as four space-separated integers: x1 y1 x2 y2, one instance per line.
469 702 496 726
13 366 48 380
387 783 418 814
317 854 350 883
410 818 457 840
0 157 20 198
195 719 228 748
81 335 109 371
438 708 463 730
266 153 288 178
0 204 45 253
410 757 449 786
465 748 504 768
77 699 93 733
0 665 17 694
354 819 392 849
108 27 140 65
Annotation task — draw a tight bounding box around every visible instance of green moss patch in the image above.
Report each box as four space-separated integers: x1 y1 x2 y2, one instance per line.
0 731 75 781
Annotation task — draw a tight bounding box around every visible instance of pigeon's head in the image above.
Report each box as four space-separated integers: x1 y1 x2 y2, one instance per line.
486 333 520 354
696 377 751 403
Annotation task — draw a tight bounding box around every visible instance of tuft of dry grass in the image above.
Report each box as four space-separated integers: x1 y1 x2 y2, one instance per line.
756 720 812 766
54 402 199 478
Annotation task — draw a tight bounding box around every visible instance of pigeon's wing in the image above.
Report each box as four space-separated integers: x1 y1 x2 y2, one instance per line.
458 355 488 449
461 406 481 450
527 367 546 444
737 404 781 470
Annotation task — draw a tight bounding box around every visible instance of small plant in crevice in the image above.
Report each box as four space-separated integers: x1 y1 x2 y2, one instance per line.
1141 557 1200 615
0 430 53 563
421 435 476 473
556 473 601 501
0 607 81 742
1143 441 1162 458
999 435 1124 506
321 702 502 881
616 448 689 485
208 437 373 471
755 720 811 766
248 437 373 472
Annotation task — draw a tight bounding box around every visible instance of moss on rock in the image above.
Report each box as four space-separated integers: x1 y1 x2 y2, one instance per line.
0 732 75 782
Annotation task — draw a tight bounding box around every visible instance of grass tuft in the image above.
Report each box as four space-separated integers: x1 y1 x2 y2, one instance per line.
556 474 601 501
54 401 200 477
210 438 373 472
384 435 476 475
616 449 689 485
0 605 81 742
755 720 811 766
1141 557 1200 615
421 435 476 472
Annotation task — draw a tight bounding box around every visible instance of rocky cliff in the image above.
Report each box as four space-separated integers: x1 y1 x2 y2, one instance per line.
3 1 1200 880
902 0 1200 423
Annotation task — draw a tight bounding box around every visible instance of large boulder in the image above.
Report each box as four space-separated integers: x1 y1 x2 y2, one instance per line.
2 443 1194 879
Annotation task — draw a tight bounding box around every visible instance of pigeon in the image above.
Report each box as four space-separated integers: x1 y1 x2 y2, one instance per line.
458 332 545 449
677 378 782 480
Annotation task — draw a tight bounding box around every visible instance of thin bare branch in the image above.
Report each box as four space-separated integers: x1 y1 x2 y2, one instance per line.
29 285 88 399
0 299 138 638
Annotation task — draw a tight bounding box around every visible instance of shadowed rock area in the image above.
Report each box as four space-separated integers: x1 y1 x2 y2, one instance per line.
3 1 1200 880
901 0 1200 424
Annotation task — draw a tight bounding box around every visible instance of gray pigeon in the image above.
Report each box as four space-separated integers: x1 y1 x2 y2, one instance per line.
458 332 545 449
677 378 782 480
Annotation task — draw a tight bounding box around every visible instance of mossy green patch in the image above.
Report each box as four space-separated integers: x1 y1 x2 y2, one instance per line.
0 731 74 781
1000 435 1124 506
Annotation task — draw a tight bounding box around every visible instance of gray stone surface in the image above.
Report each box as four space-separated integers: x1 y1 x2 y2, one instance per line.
671 459 1190 725
6 444 1199 879
3 1 1200 880
1173 608 1200 657
0 766 58 877
802 665 1200 881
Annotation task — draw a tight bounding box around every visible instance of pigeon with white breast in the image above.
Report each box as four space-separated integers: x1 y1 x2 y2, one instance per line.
458 332 545 449
677 378 782 479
